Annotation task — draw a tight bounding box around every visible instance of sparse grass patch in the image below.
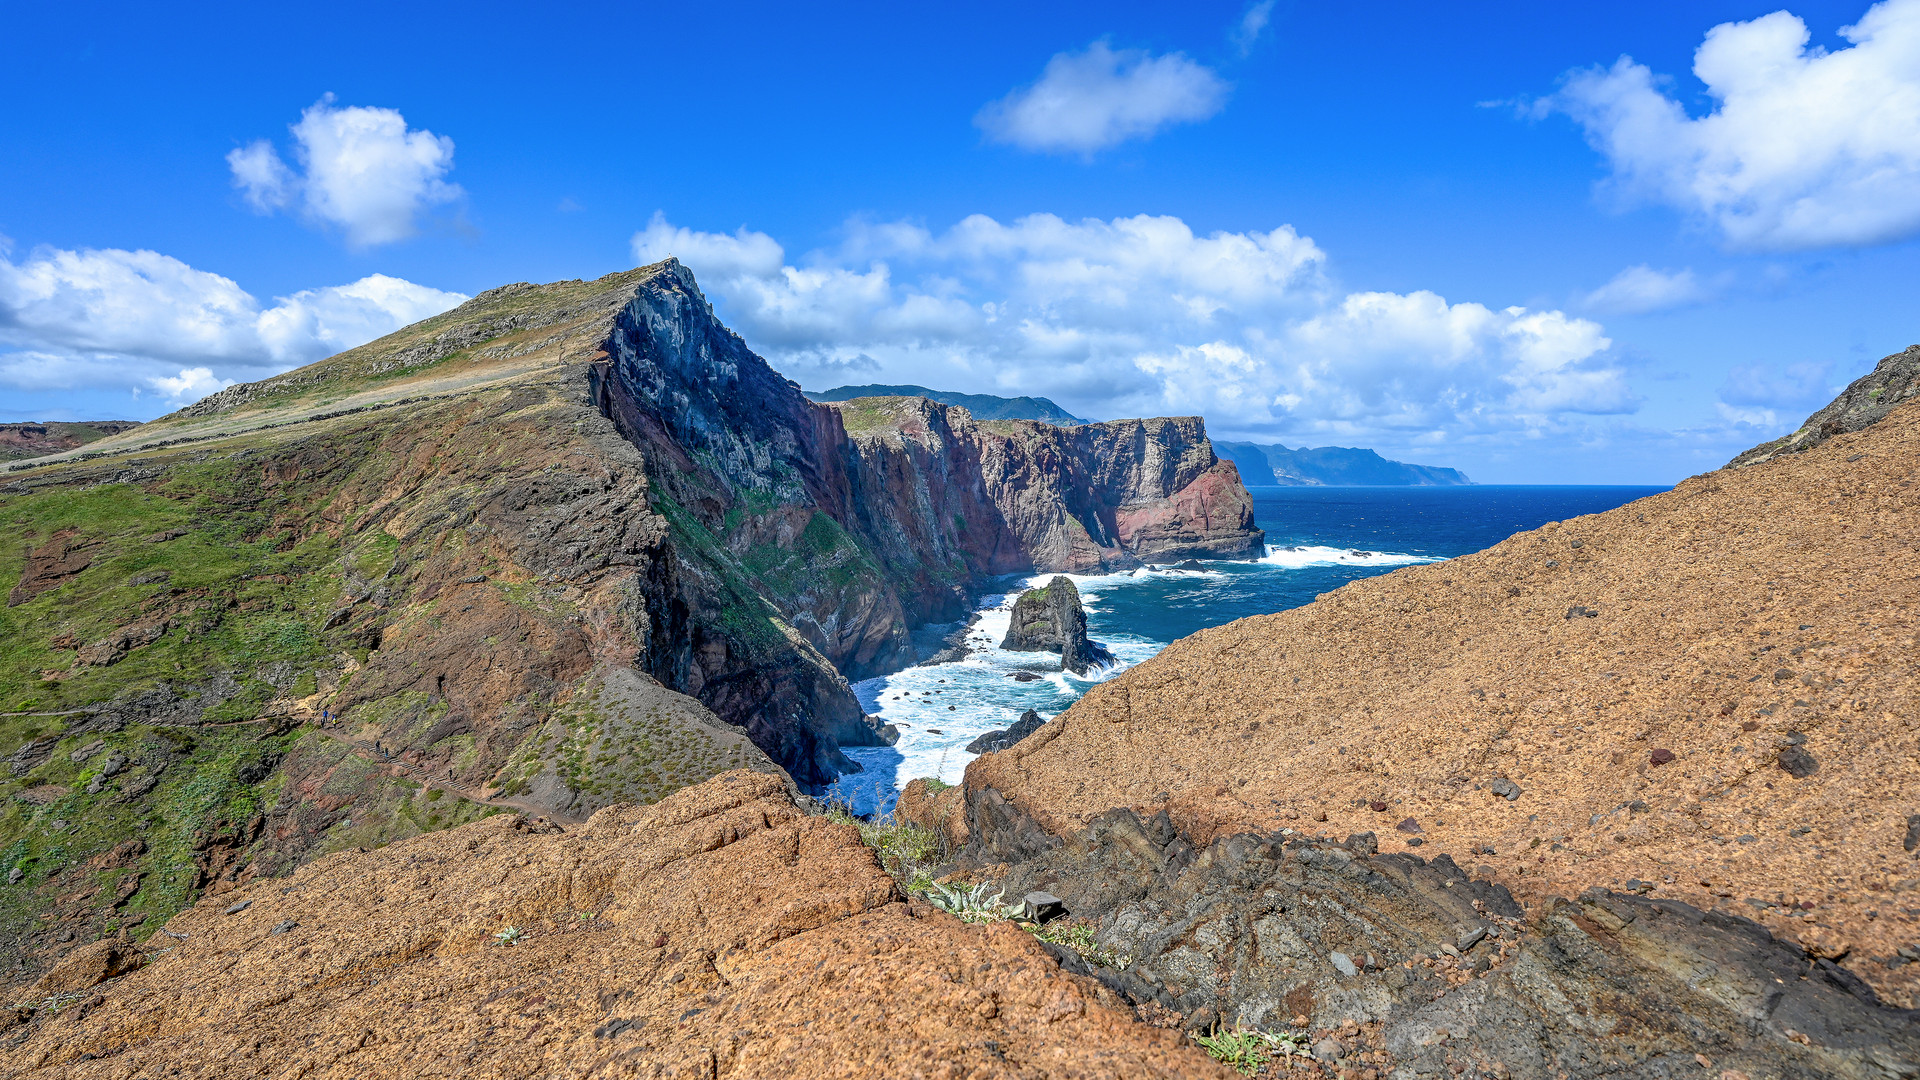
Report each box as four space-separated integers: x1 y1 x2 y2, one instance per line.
825 806 943 880
1027 919 1131 969
1191 1028 1312 1076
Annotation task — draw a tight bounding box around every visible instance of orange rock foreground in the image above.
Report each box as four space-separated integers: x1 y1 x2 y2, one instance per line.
3 772 1222 1079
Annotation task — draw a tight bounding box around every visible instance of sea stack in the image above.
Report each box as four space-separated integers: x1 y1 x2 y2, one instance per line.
1001 577 1113 674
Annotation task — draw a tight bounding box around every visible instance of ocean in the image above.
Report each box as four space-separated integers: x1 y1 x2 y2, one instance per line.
824 485 1668 815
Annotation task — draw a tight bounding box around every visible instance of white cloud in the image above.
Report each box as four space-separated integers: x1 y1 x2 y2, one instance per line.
634 212 787 279
1542 0 1920 250
0 245 465 405
632 212 1636 449
1578 264 1708 314
147 367 233 406
228 97 463 248
976 41 1230 154
1232 1 1277 56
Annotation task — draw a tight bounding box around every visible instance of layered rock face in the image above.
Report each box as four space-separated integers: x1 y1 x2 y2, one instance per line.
959 798 1919 1080
2 772 1223 1079
589 265 1258 758
1002 576 1114 674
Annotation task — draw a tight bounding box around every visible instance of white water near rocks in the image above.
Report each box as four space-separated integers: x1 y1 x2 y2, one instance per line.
825 545 1437 815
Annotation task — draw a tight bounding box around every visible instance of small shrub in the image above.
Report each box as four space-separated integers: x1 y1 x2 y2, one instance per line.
922 777 953 795
1192 1028 1311 1076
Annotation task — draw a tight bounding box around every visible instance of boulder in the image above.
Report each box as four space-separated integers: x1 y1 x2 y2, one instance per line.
32 936 145 995
965 709 1048 754
1001 577 1114 674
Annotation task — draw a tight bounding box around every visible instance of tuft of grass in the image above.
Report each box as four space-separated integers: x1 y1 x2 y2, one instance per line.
826 806 944 879
1192 1028 1312 1076
922 777 953 795
1027 919 1131 970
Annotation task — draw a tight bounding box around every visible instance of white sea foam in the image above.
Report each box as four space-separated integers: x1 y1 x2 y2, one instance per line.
1256 543 1440 569
827 544 1437 813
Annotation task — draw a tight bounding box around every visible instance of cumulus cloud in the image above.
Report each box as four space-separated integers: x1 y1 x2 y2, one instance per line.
976 41 1230 154
228 97 463 248
0 245 465 407
1578 265 1708 314
1541 0 1920 250
632 212 1635 449
147 367 233 406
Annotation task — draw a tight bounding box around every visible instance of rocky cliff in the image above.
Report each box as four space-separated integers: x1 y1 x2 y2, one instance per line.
0 261 1259 987
808 383 1090 425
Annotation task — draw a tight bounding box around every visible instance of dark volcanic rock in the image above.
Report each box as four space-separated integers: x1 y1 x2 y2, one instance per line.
1001 577 1114 674
965 709 1048 754
1730 343 1920 467
963 787 1920 1080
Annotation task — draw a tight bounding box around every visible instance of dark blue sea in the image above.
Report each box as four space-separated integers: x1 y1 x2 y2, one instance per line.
825 486 1666 813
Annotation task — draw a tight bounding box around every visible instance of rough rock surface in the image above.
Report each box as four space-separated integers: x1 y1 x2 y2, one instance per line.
963 799 1919 1079
1002 578 1115 674
967 396 1920 1009
894 776 970 848
1 772 1224 1079
967 708 1050 754
1730 343 1920 468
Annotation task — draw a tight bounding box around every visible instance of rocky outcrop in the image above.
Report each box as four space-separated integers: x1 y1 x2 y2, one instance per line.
1 772 1224 1079
1729 343 1920 468
960 793 1919 1079
1003 578 1114 674
966 708 1048 754
960 385 1920 1043
7 529 99 606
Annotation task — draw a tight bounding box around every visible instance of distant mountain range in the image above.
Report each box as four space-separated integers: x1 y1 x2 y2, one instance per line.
806 384 1088 425
1213 441 1472 486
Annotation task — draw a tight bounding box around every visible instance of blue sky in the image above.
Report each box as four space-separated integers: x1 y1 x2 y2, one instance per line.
3 1 1918 483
